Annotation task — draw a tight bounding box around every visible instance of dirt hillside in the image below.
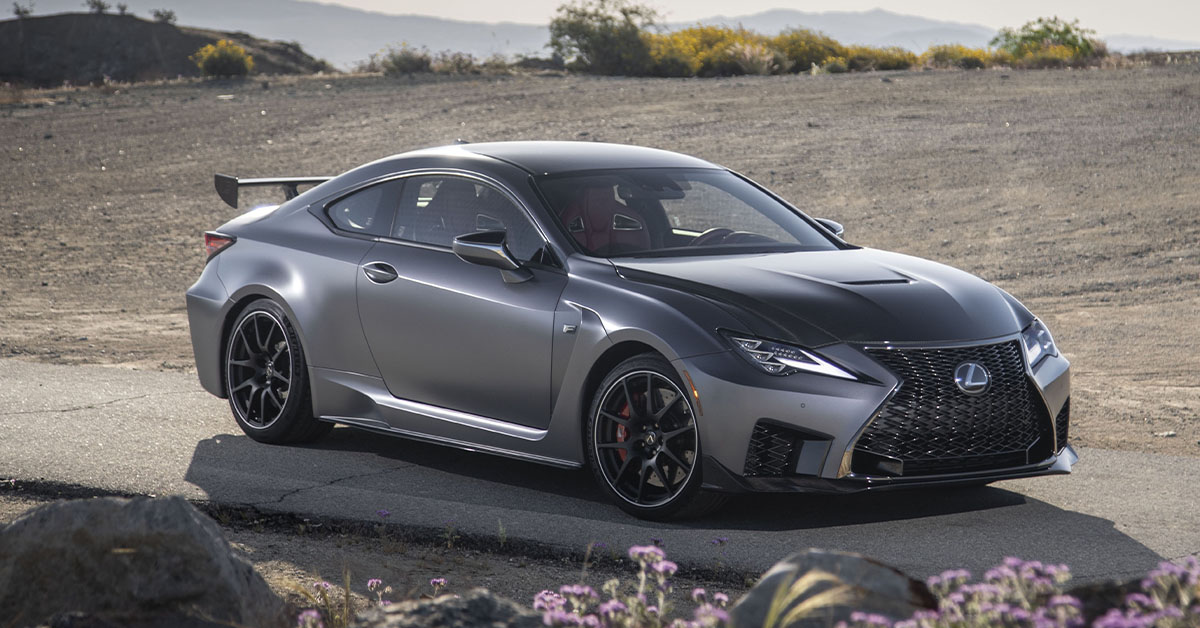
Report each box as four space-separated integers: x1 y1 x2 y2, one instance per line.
0 12 331 86
0 68 1197 456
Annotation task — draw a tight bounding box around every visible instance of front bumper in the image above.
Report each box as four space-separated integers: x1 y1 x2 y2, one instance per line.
676 336 1073 494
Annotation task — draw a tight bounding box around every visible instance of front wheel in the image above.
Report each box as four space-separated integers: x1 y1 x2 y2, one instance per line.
586 355 726 520
224 299 331 444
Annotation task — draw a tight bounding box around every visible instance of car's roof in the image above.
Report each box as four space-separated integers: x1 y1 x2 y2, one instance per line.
406 141 721 175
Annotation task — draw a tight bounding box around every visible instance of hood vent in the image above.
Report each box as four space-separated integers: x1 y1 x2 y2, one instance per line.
839 278 912 286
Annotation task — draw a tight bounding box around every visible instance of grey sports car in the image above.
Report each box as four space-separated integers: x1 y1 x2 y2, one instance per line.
187 141 1075 520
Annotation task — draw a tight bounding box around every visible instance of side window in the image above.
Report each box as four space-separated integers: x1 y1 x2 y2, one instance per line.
325 179 402 237
393 175 548 263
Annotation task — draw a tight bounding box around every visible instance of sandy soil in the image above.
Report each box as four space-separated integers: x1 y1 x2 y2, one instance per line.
0 493 747 620
1 68 1197 455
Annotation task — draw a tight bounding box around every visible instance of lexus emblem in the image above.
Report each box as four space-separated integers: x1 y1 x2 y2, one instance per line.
954 362 990 395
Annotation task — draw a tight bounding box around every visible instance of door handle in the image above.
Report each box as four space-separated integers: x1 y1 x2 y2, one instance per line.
361 261 398 284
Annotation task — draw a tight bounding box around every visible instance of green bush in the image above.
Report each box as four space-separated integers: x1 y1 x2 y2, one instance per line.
549 0 657 75
771 28 846 72
991 17 1103 63
84 0 110 13
151 9 176 24
190 39 254 78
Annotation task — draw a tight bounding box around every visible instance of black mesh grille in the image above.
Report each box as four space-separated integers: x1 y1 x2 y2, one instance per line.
1055 399 1070 451
853 340 1051 477
744 423 797 477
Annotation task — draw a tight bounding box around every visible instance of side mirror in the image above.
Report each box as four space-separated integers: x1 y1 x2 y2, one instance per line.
452 230 532 284
816 218 844 238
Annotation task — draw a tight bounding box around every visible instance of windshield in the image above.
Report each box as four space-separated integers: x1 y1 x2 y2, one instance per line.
536 168 839 258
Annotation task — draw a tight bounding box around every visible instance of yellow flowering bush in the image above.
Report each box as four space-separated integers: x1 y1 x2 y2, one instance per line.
771 28 846 72
190 39 254 78
921 44 1010 69
646 25 780 76
844 45 917 71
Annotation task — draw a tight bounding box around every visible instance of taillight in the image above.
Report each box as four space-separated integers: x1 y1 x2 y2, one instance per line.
204 231 235 260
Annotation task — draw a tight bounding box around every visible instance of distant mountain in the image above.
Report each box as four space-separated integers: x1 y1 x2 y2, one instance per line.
19 2 1199 69
24 0 550 69
685 8 997 50
1105 35 1200 53
0 12 329 86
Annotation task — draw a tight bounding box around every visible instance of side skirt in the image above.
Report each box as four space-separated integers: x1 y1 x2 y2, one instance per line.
318 415 582 470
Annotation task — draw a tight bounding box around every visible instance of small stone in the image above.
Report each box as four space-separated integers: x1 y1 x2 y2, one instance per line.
1154 431 1177 438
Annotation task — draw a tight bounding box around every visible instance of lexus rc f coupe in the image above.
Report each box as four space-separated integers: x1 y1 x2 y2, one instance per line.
187 141 1075 519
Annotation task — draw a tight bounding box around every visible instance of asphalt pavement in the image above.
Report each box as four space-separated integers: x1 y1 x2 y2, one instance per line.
1 358 1195 582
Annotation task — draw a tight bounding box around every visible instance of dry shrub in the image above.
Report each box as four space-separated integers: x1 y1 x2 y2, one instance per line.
377 45 432 75
0 84 27 104
432 51 477 74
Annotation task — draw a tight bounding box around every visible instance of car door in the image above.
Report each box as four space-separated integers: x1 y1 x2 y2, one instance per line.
356 173 568 429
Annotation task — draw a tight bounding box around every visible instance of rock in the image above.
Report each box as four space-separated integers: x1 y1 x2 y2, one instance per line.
352 588 541 628
1154 430 1177 438
728 549 936 628
0 496 287 628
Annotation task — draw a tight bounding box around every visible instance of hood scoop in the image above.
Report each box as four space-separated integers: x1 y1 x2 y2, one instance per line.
839 278 913 286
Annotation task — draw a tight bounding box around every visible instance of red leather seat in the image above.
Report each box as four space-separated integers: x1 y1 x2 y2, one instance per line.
559 186 652 255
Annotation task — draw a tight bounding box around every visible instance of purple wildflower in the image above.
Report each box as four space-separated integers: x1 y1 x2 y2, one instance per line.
559 584 598 599
713 592 729 606
297 609 324 628
652 560 678 576
597 599 626 616
376 509 390 519
312 581 332 591
628 544 666 564
367 578 382 591
534 590 566 612
692 587 707 602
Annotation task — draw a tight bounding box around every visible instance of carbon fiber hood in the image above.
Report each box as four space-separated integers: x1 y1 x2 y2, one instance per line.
615 248 1028 347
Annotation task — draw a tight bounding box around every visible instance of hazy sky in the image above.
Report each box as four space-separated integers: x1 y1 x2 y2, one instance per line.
318 0 1199 41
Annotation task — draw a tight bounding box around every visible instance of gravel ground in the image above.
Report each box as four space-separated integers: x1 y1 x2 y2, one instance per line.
1 67 1197 457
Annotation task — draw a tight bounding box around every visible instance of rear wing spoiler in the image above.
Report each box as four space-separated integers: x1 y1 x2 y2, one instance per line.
214 174 333 209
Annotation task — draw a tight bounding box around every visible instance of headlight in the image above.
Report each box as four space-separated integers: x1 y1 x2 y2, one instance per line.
724 333 857 380
1021 319 1059 368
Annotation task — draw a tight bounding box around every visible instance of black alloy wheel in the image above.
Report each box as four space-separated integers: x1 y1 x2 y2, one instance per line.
587 355 725 520
224 300 331 444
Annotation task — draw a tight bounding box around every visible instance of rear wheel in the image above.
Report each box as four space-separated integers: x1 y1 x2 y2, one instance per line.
586 355 726 520
224 300 331 444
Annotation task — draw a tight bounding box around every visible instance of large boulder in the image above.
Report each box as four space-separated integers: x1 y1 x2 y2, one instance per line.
729 549 937 628
352 588 542 628
0 496 287 628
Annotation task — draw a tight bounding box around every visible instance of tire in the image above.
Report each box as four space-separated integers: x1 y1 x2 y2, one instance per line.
586 354 727 520
224 299 331 444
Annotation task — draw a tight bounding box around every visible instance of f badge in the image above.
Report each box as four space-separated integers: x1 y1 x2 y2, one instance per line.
954 362 990 396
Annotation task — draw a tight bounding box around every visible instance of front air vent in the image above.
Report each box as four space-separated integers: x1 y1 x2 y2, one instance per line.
1055 399 1070 451
744 423 799 477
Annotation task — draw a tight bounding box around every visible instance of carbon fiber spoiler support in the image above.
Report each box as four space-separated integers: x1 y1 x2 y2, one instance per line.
214 174 333 209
